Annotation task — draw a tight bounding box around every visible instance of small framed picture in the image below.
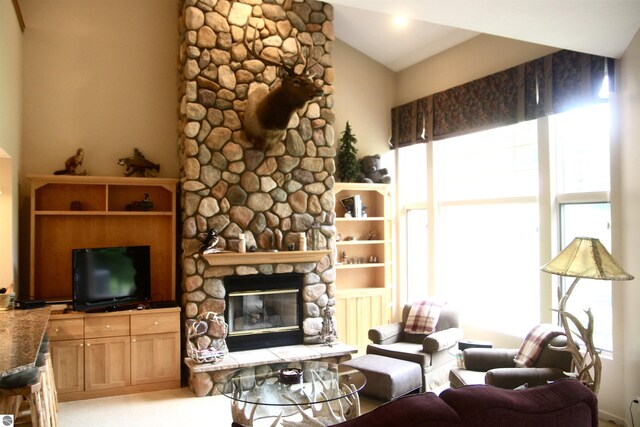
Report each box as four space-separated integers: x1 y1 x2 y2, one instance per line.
340 196 356 216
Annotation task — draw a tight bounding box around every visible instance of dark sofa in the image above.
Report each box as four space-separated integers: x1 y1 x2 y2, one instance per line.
333 379 598 427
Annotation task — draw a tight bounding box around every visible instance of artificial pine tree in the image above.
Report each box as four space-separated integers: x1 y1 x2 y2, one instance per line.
337 121 360 182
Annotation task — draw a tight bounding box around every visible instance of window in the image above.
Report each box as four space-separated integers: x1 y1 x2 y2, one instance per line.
406 208 428 303
559 202 612 351
554 104 610 193
397 101 612 343
434 121 540 336
398 143 429 302
552 103 612 351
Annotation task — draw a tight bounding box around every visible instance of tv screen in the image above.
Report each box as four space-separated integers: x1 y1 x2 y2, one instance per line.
72 245 151 312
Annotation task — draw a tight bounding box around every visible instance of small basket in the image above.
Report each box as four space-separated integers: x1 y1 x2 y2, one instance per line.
186 312 228 364
186 343 226 364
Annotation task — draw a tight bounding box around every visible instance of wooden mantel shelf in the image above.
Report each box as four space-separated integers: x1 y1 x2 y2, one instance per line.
201 250 332 266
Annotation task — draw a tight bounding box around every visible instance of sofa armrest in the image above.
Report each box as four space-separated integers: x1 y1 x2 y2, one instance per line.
368 322 403 345
422 328 463 353
462 348 518 371
485 367 570 389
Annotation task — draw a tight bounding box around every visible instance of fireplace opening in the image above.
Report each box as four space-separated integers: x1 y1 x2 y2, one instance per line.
224 273 304 351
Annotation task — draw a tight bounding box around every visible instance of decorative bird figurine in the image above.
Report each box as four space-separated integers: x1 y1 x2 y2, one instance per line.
118 148 160 177
199 229 219 254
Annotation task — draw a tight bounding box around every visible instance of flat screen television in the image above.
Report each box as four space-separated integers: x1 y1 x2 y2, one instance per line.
72 245 151 312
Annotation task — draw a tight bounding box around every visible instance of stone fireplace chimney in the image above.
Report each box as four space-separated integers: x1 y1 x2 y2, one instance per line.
177 0 336 349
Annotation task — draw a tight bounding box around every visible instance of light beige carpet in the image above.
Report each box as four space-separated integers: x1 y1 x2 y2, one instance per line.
58 387 233 427
58 387 383 427
58 386 618 427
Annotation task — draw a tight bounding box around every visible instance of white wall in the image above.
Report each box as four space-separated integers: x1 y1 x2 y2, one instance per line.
617 28 640 425
0 0 23 291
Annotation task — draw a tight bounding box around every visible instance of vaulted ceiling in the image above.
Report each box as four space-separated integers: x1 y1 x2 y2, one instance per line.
325 0 640 72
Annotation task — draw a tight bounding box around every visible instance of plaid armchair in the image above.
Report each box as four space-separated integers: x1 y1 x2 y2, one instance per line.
367 302 463 391
449 325 573 389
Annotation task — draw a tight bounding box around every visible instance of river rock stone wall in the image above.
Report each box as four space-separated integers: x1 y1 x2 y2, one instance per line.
178 0 337 346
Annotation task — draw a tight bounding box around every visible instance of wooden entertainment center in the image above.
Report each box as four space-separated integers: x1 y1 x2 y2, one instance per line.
28 175 181 400
48 307 181 401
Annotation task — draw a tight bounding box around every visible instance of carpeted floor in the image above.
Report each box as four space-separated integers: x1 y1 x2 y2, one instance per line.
57 386 619 427
57 386 384 427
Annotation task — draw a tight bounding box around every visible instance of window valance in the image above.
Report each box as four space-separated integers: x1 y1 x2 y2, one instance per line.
390 50 614 148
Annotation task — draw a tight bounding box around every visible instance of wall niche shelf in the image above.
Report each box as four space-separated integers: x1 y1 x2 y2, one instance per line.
28 174 178 302
332 182 392 354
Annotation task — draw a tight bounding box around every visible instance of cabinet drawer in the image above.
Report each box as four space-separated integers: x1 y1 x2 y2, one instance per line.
48 318 84 341
84 315 130 338
131 312 179 335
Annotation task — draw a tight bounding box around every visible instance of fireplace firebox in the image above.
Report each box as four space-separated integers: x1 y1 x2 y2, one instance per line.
224 273 304 351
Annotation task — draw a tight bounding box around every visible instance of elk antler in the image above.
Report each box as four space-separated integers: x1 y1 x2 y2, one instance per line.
243 24 292 73
243 23 315 78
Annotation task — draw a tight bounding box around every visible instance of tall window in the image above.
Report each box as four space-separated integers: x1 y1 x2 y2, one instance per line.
434 121 539 337
552 103 612 351
398 144 429 302
397 101 612 343
406 208 428 302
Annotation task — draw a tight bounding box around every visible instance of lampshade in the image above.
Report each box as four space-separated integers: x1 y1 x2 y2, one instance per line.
541 237 634 280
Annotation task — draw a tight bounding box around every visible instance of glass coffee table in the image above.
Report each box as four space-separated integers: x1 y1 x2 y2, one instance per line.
217 361 366 426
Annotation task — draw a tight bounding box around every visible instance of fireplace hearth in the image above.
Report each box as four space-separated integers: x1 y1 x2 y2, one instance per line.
224 273 304 351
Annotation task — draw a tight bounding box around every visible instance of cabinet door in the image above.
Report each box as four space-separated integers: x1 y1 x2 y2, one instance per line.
130 332 180 385
84 336 131 391
50 339 84 394
336 289 386 354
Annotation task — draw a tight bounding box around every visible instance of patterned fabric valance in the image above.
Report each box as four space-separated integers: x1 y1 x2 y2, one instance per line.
390 50 615 148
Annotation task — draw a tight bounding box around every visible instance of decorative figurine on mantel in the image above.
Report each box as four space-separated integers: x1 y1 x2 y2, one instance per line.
118 148 160 177
126 193 153 211
54 148 88 175
199 229 220 255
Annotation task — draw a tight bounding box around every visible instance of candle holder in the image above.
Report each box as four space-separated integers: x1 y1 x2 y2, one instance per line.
278 368 303 385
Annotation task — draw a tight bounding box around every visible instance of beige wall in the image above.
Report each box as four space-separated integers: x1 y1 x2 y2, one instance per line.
617 28 640 424
395 34 559 105
0 0 23 290
20 0 179 180
333 39 396 158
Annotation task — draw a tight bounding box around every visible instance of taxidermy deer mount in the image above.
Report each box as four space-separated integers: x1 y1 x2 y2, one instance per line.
243 25 324 151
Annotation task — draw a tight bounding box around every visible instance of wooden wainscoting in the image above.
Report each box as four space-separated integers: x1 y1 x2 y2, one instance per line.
335 288 388 355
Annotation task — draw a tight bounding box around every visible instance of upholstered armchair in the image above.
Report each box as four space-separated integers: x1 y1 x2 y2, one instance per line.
449 332 573 389
367 303 463 391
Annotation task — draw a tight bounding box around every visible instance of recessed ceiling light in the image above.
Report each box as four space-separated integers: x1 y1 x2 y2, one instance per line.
393 15 408 28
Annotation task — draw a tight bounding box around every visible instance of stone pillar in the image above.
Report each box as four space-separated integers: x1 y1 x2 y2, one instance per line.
177 0 337 345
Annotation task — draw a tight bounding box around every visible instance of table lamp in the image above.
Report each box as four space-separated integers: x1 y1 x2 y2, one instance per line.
541 237 634 394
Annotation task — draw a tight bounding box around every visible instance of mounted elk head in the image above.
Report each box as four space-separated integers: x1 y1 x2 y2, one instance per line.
242 26 324 151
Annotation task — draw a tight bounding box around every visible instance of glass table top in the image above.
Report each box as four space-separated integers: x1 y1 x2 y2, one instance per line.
217 360 366 407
